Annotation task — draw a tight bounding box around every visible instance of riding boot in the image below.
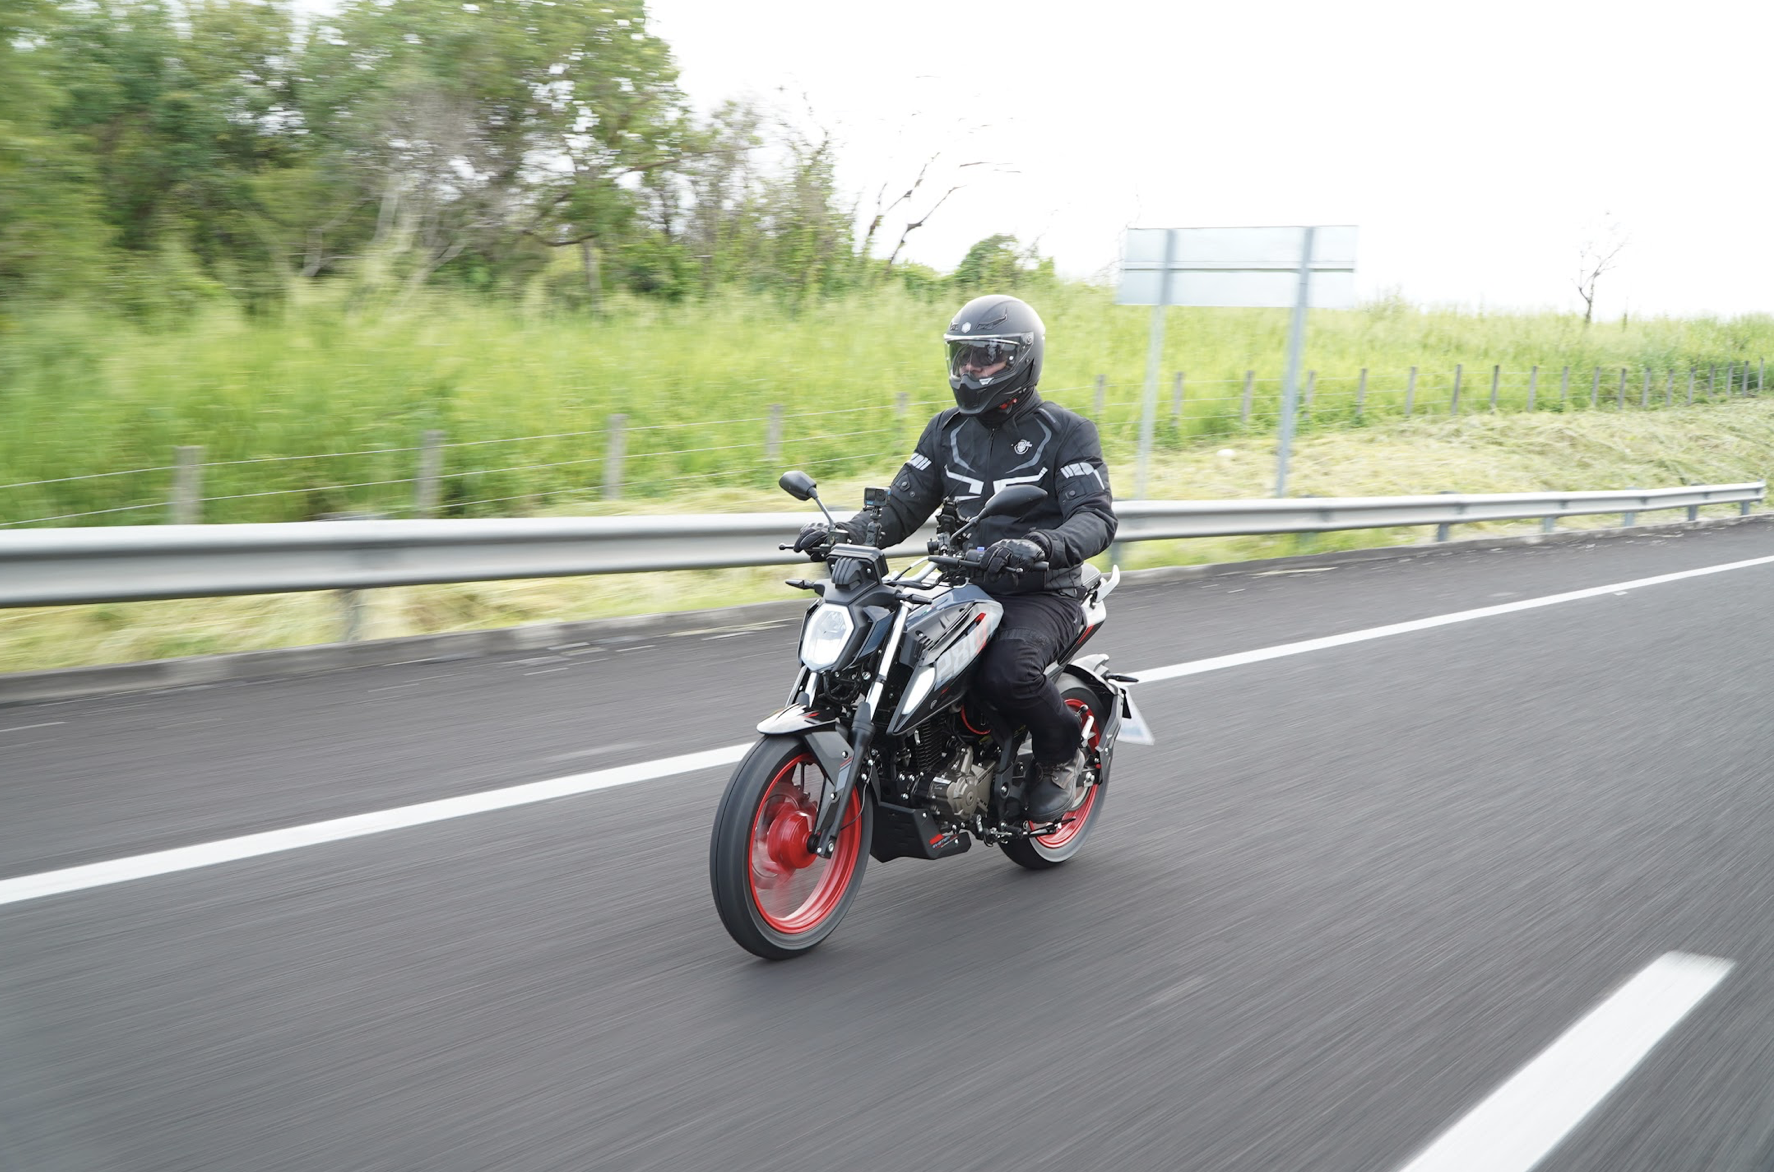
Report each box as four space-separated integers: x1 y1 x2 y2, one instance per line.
1024 739 1087 823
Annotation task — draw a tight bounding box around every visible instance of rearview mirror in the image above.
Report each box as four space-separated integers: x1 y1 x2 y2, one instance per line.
778 470 818 501
975 483 1046 521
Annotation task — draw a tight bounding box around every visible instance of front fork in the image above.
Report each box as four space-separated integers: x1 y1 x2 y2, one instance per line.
808 607 907 859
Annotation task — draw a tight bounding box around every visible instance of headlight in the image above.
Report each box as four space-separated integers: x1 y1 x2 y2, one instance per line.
799 604 857 671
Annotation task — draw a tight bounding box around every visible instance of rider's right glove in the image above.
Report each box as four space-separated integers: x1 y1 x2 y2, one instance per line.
791 519 854 558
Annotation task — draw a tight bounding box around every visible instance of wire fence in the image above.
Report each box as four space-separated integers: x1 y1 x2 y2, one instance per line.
0 361 1763 528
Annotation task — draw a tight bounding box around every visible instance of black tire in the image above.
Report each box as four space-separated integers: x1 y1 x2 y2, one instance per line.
709 735 873 960
1001 682 1110 871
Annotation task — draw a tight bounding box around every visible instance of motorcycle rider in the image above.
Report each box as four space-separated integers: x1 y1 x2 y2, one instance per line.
794 294 1116 824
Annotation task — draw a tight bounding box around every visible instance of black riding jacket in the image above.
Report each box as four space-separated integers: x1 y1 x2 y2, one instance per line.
858 391 1117 596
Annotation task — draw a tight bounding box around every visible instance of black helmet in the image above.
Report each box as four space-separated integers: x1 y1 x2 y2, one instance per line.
945 294 1044 415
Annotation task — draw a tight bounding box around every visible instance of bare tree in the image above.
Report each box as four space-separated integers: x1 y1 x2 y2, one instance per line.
1574 214 1628 325
875 159 1000 274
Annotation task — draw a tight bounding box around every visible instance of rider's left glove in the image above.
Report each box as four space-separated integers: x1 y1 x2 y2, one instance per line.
981 536 1048 577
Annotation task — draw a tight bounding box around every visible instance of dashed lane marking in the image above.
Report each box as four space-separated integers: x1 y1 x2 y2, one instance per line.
1394 952 1734 1172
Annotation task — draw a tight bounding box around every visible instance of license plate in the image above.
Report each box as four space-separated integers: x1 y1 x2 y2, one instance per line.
1116 690 1155 746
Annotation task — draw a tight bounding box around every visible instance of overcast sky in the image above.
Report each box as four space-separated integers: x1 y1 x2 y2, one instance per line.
648 0 1773 318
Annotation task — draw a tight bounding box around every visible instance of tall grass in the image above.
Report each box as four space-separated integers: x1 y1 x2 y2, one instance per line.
3 284 1771 526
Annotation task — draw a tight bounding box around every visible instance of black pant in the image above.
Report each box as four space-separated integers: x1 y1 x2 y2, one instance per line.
971 592 1086 765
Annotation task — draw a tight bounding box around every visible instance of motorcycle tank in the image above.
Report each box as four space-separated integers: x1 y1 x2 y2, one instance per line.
886 585 1004 734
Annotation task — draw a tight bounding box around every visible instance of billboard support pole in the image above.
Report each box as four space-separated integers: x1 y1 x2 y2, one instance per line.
1274 226 1316 498
1133 229 1175 499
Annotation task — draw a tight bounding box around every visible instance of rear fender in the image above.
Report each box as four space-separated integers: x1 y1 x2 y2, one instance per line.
1056 661 1124 756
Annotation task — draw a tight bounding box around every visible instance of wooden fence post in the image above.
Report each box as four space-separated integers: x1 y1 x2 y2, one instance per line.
603 414 627 500
414 429 444 516
1560 365 1570 406
1449 364 1463 416
1664 370 1673 407
1616 367 1626 409
1355 368 1368 420
1688 367 1696 405
1527 365 1539 411
1171 371 1184 432
1489 364 1500 411
171 446 203 524
1240 370 1255 425
1404 366 1417 418
764 403 784 464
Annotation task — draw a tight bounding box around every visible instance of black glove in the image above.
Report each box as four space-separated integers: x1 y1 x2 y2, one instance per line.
792 519 853 557
981 536 1047 577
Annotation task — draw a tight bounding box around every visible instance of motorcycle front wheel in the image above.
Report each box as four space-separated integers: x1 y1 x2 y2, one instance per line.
709 736 873 960
1001 683 1110 871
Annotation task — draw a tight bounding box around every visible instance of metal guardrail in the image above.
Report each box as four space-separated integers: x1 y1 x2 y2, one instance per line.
0 483 1761 609
1111 483 1766 539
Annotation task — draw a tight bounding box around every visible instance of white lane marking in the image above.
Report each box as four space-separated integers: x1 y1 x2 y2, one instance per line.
0 745 747 908
1395 952 1733 1172
6 550 1774 906
0 712 64 730
1136 552 1774 683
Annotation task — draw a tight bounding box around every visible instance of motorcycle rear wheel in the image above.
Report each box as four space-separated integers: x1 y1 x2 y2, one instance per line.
709 735 873 960
1001 683 1110 871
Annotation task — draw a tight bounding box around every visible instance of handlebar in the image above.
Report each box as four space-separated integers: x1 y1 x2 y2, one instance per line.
927 553 1050 576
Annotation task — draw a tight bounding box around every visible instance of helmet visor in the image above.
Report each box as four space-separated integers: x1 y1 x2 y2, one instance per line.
946 336 1024 385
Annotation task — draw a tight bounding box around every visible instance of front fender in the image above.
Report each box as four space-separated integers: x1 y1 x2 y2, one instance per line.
748 727 857 802
756 703 841 736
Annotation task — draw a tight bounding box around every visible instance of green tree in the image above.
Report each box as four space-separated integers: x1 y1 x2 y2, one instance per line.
296 0 687 302
47 0 297 310
0 0 106 311
952 233 1053 292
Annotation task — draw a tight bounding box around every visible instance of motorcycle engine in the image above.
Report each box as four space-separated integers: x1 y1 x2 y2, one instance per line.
920 743 994 819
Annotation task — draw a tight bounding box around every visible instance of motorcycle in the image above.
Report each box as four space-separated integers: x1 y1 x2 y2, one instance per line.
708 470 1151 959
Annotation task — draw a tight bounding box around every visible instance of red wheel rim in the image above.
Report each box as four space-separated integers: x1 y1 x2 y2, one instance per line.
1034 697 1102 848
746 753 863 934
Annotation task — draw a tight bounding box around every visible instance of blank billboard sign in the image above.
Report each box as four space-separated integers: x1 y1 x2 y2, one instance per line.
1117 226 1358 308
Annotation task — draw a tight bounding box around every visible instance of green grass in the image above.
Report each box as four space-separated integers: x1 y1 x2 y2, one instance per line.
3 285 1772 527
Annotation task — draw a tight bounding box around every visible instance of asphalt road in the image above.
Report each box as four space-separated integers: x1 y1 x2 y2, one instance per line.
7 524 1774 1171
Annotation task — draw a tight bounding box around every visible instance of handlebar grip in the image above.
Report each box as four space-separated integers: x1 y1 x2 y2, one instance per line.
929 554 1050 574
